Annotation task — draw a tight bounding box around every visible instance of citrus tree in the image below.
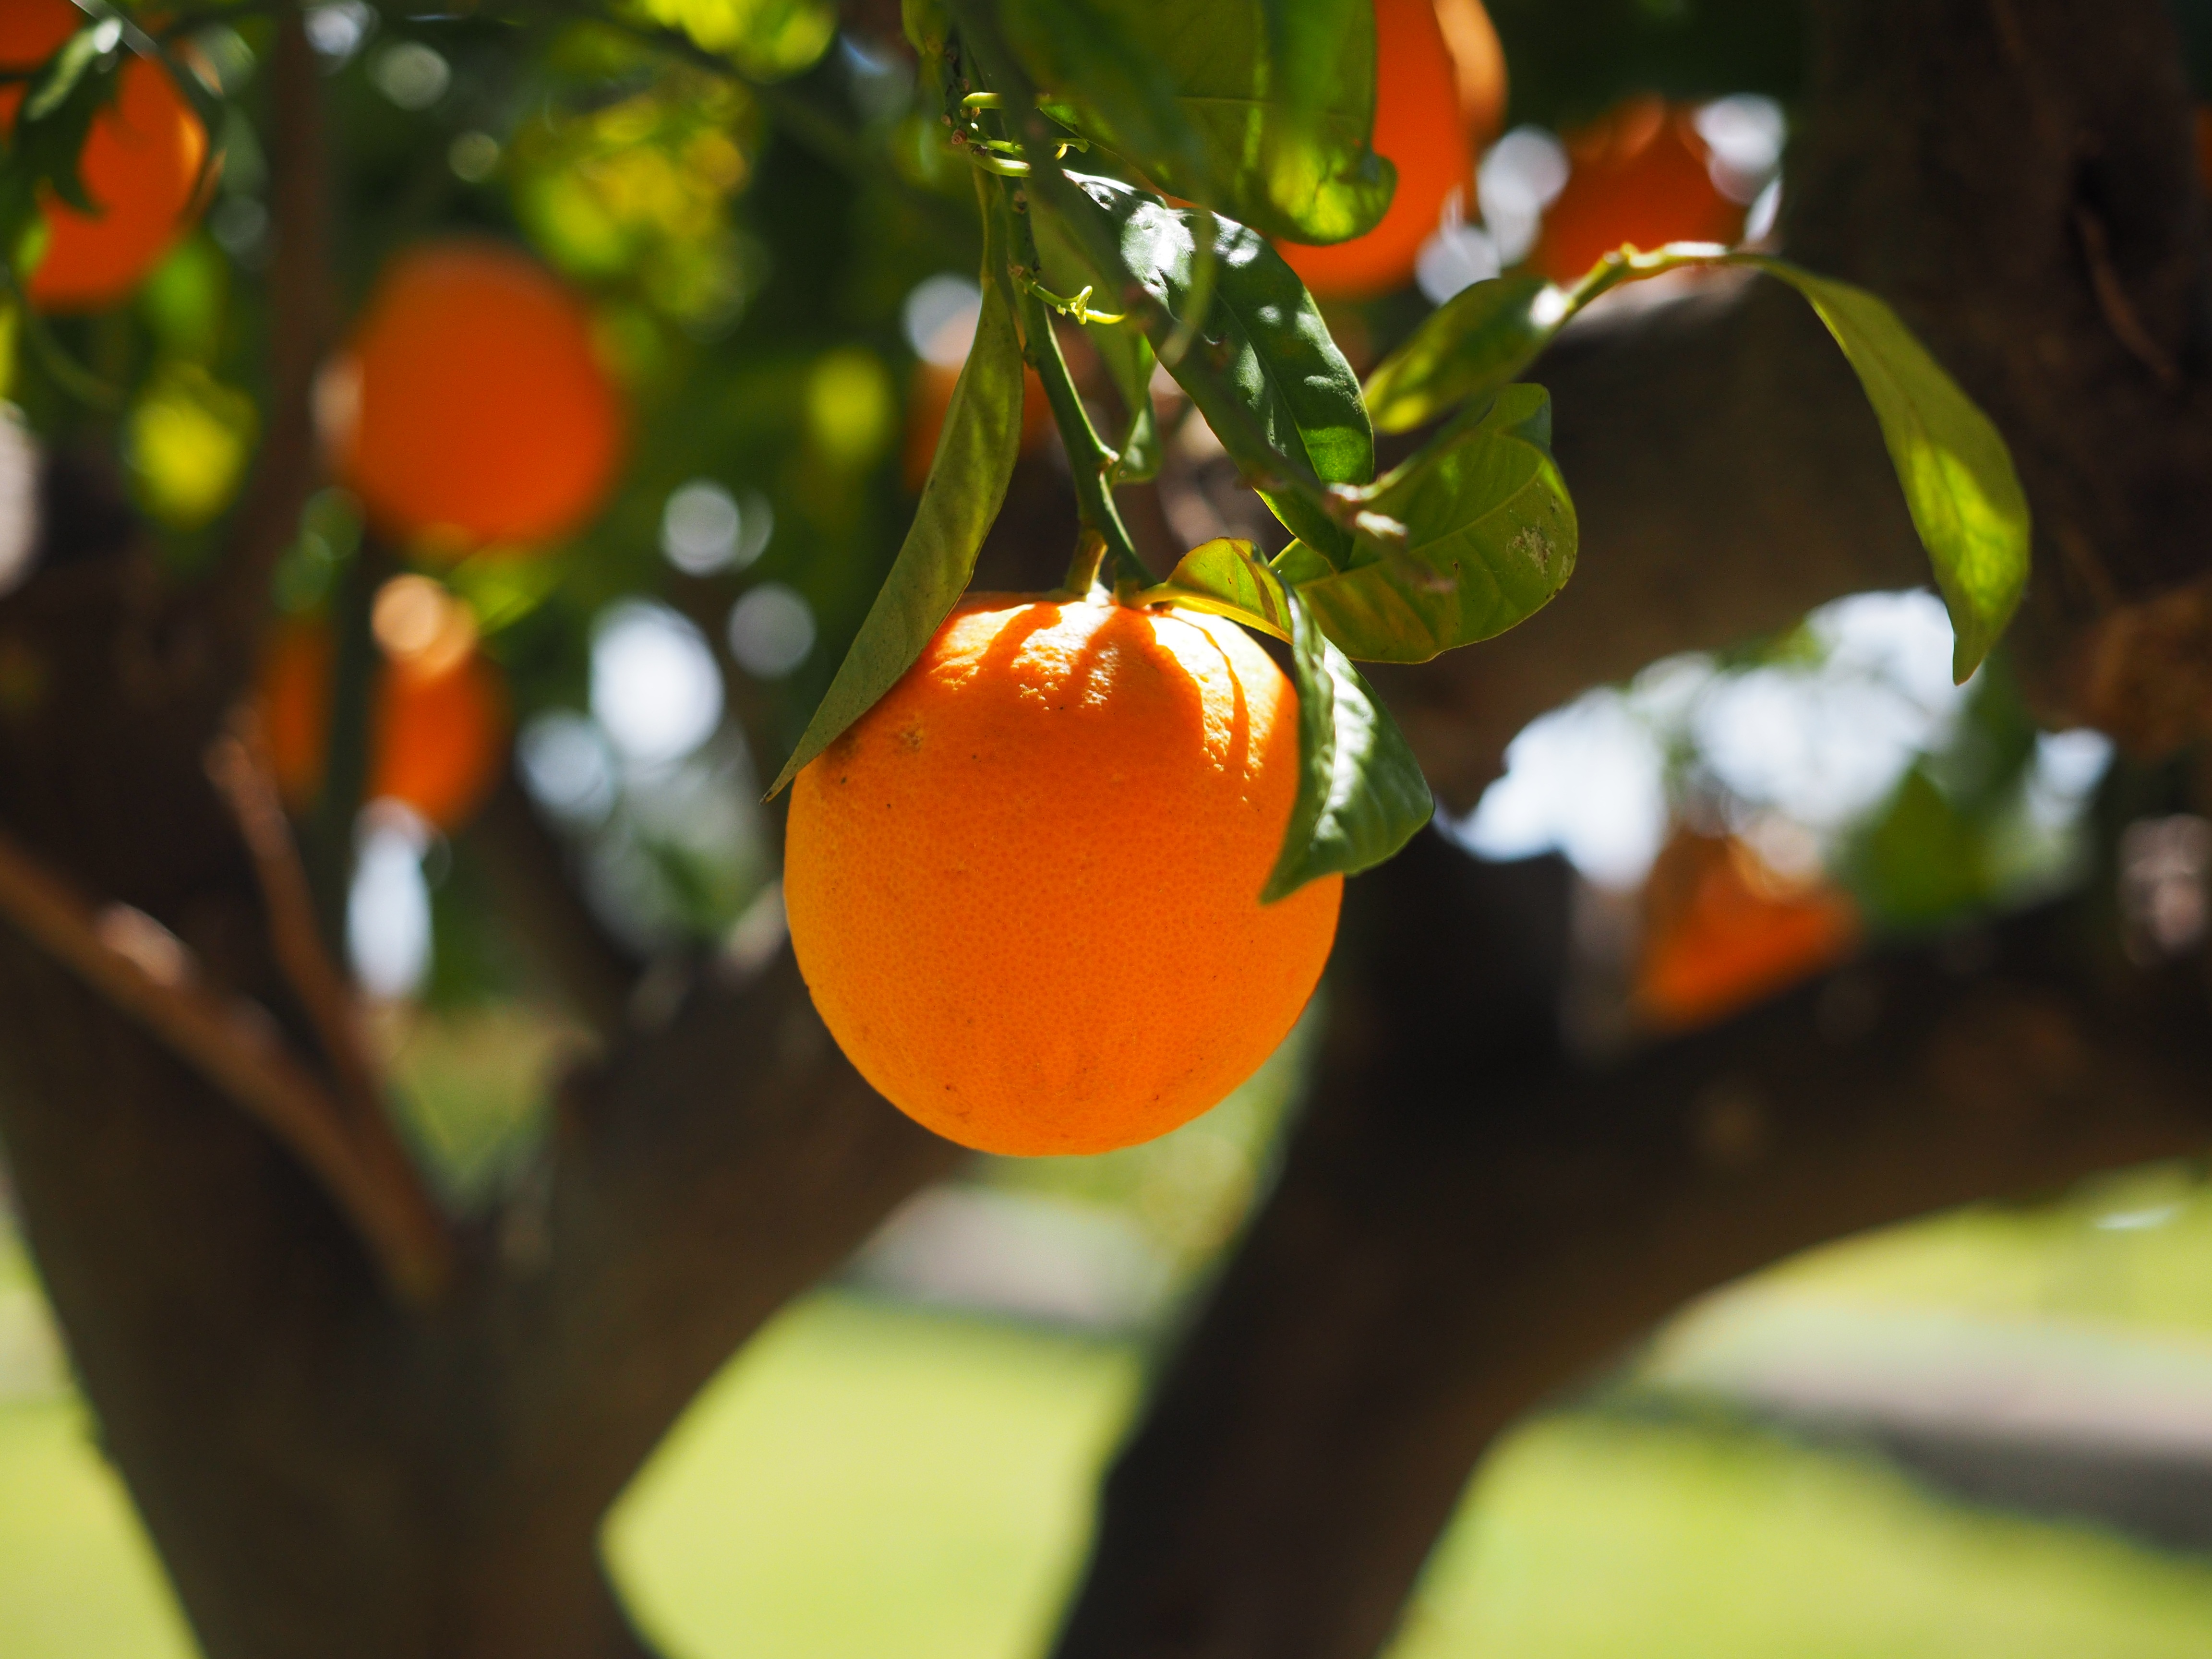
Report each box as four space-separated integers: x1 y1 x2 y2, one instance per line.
0 0 2208 1655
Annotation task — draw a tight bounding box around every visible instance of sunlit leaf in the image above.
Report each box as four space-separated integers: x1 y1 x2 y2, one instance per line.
1283 385 1575 663
1008 0 1391 244
1362 273 1562 434
1138 537 1293 639
769 189 1027 795
1264 587 1433 902
1072 174 1371 559
1739 256 2030 682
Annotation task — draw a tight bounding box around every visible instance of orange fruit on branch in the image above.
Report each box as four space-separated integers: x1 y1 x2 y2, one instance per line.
0 0 213 313
1533 95 1744 285
1280 0 1507 301
784 595 1342 1155
329 240 626 553
259 577 510 832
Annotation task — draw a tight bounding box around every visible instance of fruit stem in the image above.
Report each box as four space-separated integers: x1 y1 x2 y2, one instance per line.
987 155 1148 592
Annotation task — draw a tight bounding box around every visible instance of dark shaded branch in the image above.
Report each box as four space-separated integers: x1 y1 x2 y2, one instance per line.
1052 830 2212 1659
208 1 332 671
0 817 447 1300
471 767 643 1042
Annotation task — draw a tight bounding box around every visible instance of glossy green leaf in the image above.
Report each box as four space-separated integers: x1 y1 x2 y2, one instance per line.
1282 385 1576 663
1137 538 1293 640
1073 174 1372 559
768 193 1026 795
1362 273 1563 434
1738 256 2030 682
1263 588 1434 902
1009 0 1391 245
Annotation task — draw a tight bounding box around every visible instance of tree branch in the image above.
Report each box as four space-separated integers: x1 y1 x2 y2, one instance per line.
208 0 331 671
1052 831 2212 1659
0 818 448 1301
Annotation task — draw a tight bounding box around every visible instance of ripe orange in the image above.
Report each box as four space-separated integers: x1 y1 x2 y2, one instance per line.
259 578 510 832
1533 96 1744 284
1280 0 1507 301
1634 830 1857 1030
329 240 625 553
784 594 1342 1155
0 0 212 313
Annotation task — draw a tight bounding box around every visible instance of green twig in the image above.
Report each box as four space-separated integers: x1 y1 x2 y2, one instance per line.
995 181 1147 591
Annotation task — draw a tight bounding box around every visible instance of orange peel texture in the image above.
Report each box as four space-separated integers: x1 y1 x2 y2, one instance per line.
784 595 1343 1156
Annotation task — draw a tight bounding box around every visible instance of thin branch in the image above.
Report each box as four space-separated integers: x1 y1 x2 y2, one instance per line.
471 765 642 1042
205 706 387 1125
208 0 330 667
0 820 450 1301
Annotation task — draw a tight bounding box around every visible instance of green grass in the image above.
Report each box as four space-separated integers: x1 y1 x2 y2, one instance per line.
607 1297 1139 1659
1398 1412 2212 1659
0 1398 195 1659
11 1287 2212 1659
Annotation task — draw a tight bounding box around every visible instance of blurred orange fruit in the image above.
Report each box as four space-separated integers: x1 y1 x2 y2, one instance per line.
1634 830 1857 1031
902 358 1050 493
1534 96 1744 284
329 240 625 553
1280 0 1507 301
785 594 1342 1155
259 577 510 832
0 0 212 313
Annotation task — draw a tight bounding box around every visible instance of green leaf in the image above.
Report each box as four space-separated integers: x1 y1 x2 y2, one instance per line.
902 0 952 55
1008 0 1391 245
1137 537 1293 640
1738 257 2030 682
0 23 121 247
1362 273 1563 434
1285 385 1576 663
1264 587 1433 902
1073 174 1372 559
768 190 1027 796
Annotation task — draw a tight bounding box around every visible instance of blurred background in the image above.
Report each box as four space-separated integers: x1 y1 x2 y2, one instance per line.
8 0 2212 1652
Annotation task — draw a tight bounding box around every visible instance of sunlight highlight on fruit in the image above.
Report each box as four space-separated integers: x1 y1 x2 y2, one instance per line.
329 240 625 553
0 0 213 313
1280 0 1506 301
785 595 1342 1156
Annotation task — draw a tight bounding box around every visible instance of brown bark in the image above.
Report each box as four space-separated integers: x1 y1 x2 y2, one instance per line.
1052 832 2212 1659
